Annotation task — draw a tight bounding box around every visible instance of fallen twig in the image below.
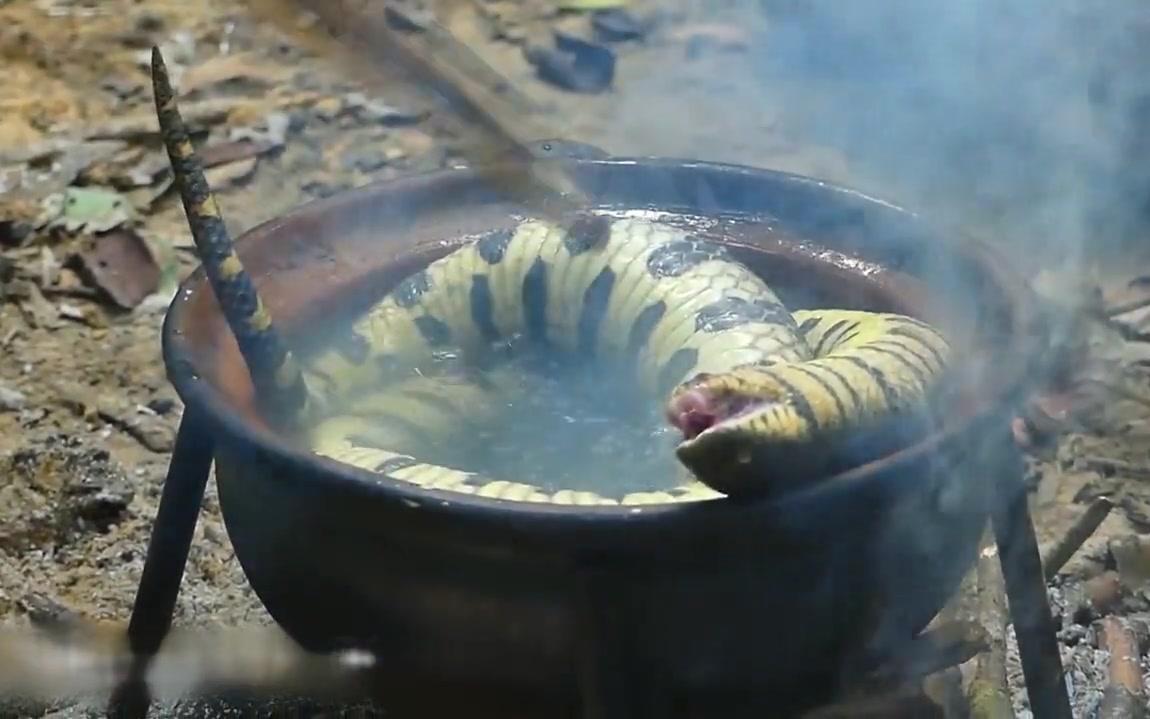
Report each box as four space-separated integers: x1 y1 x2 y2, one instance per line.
1083 457 1150 481
827 594 986 716
923 667 969 718
1106 295 1150 319
1041 497 1115 581
1083 378 1150 412
52 93 321 142
967 532 1017 719
1086 302 1150 340
1098 617 1147 719
865 620 989 687
1110 322 1150 344
802 683 946 718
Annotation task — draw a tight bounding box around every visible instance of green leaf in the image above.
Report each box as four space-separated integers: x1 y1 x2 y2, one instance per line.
35 187 136 234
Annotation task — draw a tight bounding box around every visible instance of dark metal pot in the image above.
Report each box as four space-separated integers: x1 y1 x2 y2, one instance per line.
162 157 1041 716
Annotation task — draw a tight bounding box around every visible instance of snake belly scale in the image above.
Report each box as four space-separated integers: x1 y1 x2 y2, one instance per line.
151 48 952 504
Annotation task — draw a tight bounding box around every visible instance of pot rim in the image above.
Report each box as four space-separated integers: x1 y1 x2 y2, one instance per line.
162 156 1040 530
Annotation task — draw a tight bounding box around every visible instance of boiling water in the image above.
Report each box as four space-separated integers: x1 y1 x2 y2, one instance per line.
332 343 686 497
459 351 684 496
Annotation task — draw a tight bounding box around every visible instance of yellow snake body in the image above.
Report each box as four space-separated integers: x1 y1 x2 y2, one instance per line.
300 216 951 503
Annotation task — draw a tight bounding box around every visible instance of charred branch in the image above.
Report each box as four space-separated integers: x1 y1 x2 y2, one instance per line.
864 620 989 688
1041 497 1115 581
1098 617 1148 719
967 530 1017 719
802 683 946 718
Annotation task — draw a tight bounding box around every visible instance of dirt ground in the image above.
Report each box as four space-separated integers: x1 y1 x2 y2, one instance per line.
1 0 1149 717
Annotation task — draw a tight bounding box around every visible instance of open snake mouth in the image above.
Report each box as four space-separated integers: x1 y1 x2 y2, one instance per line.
665 388 764 441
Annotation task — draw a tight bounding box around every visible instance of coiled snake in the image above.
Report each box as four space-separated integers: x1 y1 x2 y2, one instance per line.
153 50 951 504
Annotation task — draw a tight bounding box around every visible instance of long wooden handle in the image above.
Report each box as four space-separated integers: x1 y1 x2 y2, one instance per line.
244 0 590 217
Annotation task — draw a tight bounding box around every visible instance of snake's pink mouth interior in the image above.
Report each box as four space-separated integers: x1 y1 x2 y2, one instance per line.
666 389 762 441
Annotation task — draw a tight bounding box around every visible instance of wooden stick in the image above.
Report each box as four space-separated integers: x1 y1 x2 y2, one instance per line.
1083 457 1150 481
1082 378 1150 412
1105 295 1150 319
967 530 1017 719
803 684 946 718
864 620 989 687
1041 497 1115 581
923 667 970 718
1098 617 1148 719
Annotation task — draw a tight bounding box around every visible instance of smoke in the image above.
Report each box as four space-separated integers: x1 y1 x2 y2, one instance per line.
744 0 1150 267
579 1 1148 271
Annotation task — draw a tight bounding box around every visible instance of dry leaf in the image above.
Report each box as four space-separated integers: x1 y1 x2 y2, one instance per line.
178 52 293 94
73 229 161 310
204 156 260 188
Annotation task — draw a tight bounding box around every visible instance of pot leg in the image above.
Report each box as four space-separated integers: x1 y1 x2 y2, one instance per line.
106 410 216 719
990 443 1072 719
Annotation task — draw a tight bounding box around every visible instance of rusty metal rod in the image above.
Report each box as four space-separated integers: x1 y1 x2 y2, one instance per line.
990 443 1072 719
106 411 216 719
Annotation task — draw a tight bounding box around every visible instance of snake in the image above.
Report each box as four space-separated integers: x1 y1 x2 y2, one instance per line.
151 48 951 504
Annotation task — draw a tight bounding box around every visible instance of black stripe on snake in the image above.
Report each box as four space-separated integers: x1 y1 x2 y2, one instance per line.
152 48 952 504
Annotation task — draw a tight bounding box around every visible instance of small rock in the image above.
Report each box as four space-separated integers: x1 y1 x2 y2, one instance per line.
146 397 177 415
101 76 144 101
1058 623 1089 646
668 23 751 57
0 384 26 411
524 31 616 93
302 180 353 199
19 593 75 627
1109 534 1150 588
342 145 399 174
0 219 31 246
342 93 426 126
229 112 293 149
97 405 175 453
1 435 134 547
1086 570 1124 614
0 255 14 283
135 11 165 33
591 8 648 42
57 302 101 326
124 415 175 453
63 478 134 530
312 96 343 121
383 3 433 32
1072 601 1097 626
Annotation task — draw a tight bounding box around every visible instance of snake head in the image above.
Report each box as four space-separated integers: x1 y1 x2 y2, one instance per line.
665 367 824 498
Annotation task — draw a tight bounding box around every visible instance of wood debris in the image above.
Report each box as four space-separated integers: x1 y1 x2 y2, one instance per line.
1096 617 1147 719
966 532 1017 719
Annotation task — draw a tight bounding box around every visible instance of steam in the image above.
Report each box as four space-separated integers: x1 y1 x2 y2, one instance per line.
584 1 1147 270
754 0 1149 266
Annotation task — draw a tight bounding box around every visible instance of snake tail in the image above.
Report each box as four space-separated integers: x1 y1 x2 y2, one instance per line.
151 46 310 426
